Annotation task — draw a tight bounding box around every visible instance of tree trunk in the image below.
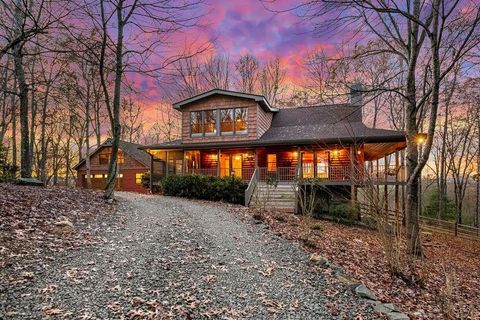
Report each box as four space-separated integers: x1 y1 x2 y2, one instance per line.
12 0 31 178
85 85 92 189
103 1 124 200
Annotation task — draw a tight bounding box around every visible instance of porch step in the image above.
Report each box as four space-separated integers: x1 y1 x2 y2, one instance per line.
251 183 297 212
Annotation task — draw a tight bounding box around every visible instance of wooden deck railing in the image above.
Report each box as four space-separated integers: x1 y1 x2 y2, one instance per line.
184 165 406 184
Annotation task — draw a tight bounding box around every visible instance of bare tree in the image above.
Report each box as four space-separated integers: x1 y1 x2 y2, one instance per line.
273 0 480 256
203 54 230 90
120 97 144 143
235 54 259 93
259 57 285 105
79 0 205 199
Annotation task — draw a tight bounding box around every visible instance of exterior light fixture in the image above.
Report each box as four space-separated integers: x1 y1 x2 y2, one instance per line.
416 133 428 145
331 150 339 157
293 151 298 158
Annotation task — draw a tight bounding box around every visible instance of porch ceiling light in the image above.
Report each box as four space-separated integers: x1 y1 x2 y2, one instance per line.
292 151 298 158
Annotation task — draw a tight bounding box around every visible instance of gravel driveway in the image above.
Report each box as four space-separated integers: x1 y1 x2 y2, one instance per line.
1 193 378 319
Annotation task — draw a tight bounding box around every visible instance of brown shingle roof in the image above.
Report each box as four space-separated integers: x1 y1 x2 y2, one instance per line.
74 139 150 170
141 104 405 150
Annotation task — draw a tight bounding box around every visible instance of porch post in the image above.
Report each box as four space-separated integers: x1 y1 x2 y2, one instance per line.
182 150 186 176
149 153 153 193
165 151 169 177
350 146 358 217
217 149 221 177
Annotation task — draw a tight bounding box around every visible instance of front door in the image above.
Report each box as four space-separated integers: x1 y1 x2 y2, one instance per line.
301 152 314 178
231 154 242 178
220 153 243 178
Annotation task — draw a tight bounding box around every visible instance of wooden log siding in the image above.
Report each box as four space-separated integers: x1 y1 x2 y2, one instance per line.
180 95 260 143
256 105 273 138
76 146 148 192
200 150 218 169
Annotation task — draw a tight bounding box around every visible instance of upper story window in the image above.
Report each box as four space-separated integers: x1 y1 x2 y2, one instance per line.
204 110 217 136
190 107 247 137
220 109 234 135
98 149 124 164
190 111 203 137
235 108 248 134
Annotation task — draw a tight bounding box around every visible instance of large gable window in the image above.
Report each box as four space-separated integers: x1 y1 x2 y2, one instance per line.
190 111 203 136
220 109 234 135
190 107 247 137
235 108 248 134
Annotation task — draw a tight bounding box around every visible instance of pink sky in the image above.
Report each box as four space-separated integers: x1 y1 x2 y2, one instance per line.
126 0 339 124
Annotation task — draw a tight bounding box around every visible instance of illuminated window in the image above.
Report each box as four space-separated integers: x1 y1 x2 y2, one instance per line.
316 150 329 179
99 153 109 164
204 110 217 136
190 111 203 136
117 173 123 178
235 108 248 134
220 109 234 135
267 154 277 172
117 150 124 164
94 174 103 178
302 152 314 178
135 173 143 184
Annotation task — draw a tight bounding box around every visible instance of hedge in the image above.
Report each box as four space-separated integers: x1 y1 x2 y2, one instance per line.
161 174 247 205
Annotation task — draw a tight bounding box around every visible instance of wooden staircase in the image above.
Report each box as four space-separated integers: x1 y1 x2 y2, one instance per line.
251 182 297 212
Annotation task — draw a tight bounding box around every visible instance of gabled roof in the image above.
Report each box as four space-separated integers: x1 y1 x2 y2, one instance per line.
142 104 405 150
172 88 278 113
73 139 150 170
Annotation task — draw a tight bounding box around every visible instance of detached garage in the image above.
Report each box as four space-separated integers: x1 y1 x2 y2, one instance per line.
74 139 150 193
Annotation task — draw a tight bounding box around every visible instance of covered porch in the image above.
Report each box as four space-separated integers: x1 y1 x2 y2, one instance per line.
147 142 406 186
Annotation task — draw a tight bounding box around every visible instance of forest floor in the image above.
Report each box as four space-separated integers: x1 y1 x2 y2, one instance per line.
0 186 378 319
240 207 480 319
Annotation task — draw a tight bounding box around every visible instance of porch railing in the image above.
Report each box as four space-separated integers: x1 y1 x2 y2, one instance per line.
244 167 259 206
185 164 406 184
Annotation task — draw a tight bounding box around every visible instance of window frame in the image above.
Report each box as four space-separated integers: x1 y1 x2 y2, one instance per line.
190 107 248 137
234 107 248 135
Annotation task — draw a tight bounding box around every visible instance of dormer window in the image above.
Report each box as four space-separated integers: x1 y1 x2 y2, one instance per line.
190 107 247 137
204 110 217 136
190 111 203 136
235 108 248 134
220 109 234 135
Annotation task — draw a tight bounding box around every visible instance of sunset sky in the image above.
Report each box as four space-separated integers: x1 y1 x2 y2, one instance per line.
133 0 336 121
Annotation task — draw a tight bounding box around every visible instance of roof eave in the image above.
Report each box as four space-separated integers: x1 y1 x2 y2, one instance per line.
173 89 278 113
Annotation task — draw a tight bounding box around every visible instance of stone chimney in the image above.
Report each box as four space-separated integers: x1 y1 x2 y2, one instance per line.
349 83 363 106
349 83 363 122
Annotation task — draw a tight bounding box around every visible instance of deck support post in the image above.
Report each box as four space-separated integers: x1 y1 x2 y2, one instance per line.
384 154 389 217
395 150 400 222
401 149 406 225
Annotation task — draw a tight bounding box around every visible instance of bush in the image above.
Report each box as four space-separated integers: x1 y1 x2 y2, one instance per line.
161 174 247 205
330 202 359 224
141 172 163 193
424 189 456 221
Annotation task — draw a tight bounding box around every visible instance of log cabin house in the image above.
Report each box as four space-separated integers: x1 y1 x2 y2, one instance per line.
74 139 149 192
141 88 407 212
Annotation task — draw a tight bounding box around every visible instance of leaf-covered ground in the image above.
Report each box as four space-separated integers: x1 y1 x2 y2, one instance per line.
0 188 379 319
242 209 480 319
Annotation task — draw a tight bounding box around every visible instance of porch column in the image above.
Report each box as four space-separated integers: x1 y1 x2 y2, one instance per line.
182 150 186 176
217 149 221 177
165 151 169 177
149 153 153 193
350 146 358 217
